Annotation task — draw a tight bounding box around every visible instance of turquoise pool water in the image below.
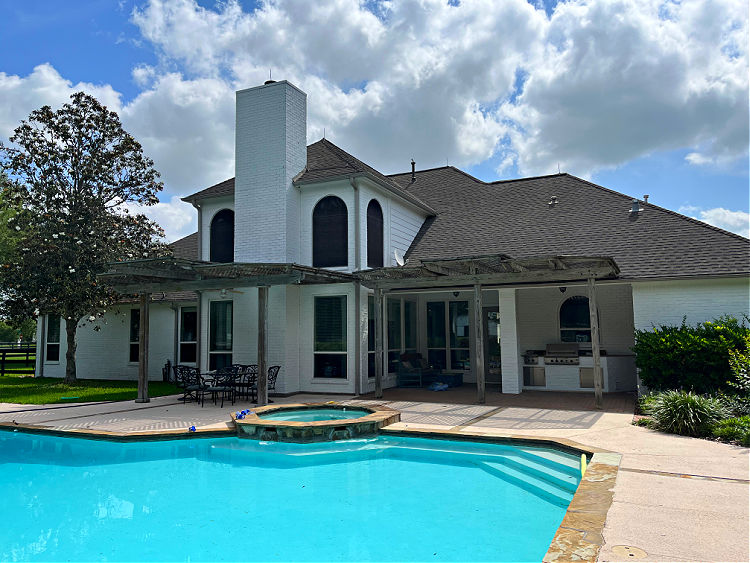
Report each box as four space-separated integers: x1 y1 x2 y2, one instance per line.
0 431 581 562
258 407 370 421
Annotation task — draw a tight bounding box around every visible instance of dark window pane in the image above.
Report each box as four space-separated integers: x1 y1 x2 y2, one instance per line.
367 295 375 352
366 199 383 268
46 316 60 343
404 301 416 349
130 343 139 363
449 301 469 348
129 309 140 343
368 352 375 378
427 302 445 348
427 349 446 370
312 196 348 267
210 209 234 263
180 343 197 363
210 301 233 351
315 296 347 352
180 308 197 342
560 296 590 329
387 299 401 350
314 353 347 378
451 349 470 370
46 344 60 362
210 353 232 371
387 350 400 374
561 329 592 343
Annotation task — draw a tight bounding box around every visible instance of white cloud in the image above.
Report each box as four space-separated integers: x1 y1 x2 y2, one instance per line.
0 0 747 235
125 195 196 243
678 205 749 238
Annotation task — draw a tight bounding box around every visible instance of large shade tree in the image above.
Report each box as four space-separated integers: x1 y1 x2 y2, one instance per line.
0 92 166 382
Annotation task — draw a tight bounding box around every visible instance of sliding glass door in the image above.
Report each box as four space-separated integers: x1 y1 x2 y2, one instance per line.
426 299 471 372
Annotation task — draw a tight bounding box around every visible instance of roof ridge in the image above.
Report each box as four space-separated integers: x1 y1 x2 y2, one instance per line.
566 174 750 242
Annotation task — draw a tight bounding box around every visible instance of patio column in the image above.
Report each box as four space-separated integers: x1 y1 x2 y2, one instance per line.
374 288 384 398
195 290 203 372
587 277 604 409
136 292 150 403
474 284 486 404
257 286 269 406
498 288 522 394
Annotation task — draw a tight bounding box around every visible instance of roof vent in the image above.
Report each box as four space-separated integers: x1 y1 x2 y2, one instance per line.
411 159 416 183
264 79 277 85
548 195 559 206
630 199 643 214
643 194 649 204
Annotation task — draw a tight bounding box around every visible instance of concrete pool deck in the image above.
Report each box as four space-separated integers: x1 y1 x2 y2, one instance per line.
1 392 747 562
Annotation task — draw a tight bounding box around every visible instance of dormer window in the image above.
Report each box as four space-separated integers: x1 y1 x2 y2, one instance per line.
313 196 348 267
367 199 384 268
210 209 234 263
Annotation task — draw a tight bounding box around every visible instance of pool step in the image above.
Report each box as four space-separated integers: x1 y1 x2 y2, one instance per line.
476 461 574 507
516 447 582 475
493 453 580 493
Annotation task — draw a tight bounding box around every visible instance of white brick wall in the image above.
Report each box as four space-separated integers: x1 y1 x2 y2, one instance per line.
234 81 306 263
38 304 177 381
632 277 750 330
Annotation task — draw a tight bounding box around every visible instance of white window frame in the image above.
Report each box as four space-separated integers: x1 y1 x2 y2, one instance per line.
313 294 348 379
179 305 198 365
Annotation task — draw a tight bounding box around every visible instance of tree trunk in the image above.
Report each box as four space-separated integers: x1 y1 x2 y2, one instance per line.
64 317 77 384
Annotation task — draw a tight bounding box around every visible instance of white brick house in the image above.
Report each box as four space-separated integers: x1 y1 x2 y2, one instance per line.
35 80 750 401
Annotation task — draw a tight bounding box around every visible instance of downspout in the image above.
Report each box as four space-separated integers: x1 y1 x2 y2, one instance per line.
350 176 362 395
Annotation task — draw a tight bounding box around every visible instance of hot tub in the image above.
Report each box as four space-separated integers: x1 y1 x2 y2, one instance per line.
233 403 400 443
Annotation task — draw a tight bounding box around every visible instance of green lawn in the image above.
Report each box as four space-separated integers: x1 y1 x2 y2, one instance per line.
0 373 181 404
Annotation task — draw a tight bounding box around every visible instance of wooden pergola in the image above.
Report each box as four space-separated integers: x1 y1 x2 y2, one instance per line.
100 258 354 406
356 254 621 409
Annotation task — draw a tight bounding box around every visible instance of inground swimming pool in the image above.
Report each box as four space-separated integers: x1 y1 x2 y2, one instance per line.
0 431 582 562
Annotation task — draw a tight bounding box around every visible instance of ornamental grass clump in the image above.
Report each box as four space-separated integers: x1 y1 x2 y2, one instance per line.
712 416 750 447
649 390 728 437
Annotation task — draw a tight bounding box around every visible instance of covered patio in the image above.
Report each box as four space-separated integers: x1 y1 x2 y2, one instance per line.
358 254 623 408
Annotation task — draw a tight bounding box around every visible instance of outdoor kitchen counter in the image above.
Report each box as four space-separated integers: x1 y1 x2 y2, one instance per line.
523 355 636 393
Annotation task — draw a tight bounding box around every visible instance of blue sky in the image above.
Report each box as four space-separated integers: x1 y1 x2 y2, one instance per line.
1 0 747 240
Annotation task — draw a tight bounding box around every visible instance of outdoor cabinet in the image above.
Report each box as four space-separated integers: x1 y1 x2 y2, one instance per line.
523 366 546 387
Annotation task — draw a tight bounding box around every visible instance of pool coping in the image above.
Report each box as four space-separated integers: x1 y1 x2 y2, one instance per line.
1 406 620 563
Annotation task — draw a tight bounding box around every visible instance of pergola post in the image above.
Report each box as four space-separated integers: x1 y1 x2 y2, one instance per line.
588 277 604 409
374 288 384 398
474 284 486 404
257 286 269 406
136 292 150 403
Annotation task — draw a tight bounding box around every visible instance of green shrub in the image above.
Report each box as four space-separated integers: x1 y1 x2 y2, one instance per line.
633 316 749 394
638 393 658 414
718 333 750 416
649 390 729 437
712 416 750 447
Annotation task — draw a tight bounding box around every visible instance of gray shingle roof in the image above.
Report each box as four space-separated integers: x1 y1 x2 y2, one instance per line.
388 168 749 280
170 232 199 260
180 139 434 213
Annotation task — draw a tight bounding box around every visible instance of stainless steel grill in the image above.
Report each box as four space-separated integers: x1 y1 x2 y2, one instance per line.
544 343 580 365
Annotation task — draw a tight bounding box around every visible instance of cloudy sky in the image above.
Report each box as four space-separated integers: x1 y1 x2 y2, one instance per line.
1 0 748 241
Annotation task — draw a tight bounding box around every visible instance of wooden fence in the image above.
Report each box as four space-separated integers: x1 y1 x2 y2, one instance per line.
0 343 36 376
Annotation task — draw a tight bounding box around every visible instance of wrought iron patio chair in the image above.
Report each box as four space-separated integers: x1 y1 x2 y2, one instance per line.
172 364 203 403
202 367 236 408
234 364 258 402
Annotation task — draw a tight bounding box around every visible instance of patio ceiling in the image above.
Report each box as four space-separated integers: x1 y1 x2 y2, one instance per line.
356 254 621 290
99 257 354 294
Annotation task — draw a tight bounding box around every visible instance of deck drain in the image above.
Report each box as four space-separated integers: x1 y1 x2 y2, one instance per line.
611 545 647 559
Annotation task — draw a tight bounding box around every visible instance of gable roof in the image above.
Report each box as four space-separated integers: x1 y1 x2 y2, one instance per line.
180 139 435 214
170 232 199 260
388 168 749 280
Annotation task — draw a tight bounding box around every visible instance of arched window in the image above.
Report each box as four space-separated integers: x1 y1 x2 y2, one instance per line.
560 296 591 343
366 199 384 268
313 196 348 267
210 209 234 263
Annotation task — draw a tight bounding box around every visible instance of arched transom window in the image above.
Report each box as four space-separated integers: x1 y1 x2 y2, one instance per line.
366 199 384 268
560 296 591 343
313 196 348 267
210 209 234 263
